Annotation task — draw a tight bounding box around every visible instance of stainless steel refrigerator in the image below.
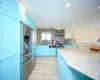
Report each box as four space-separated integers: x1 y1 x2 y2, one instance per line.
20 22 36 80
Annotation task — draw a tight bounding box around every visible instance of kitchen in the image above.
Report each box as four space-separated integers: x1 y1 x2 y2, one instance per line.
0 0 100 80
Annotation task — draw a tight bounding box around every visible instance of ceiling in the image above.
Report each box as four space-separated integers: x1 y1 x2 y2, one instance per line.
20 0 100 28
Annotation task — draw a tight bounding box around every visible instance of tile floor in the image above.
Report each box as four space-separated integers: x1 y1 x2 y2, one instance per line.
27 57 59 80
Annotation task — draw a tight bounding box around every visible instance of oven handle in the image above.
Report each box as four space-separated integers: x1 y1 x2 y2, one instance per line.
25 58 32 64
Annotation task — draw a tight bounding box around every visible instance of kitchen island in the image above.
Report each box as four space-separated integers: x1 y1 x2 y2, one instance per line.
57 48 100 80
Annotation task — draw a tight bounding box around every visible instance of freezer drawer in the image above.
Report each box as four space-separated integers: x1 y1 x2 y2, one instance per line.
21 50 33 63
22 58 33 80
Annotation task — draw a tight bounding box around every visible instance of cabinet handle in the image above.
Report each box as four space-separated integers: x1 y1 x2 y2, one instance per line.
0 0 2 4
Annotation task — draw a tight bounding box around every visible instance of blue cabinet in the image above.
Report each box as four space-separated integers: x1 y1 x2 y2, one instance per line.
2 54 20 80
0 62 1 80
64 45 76 49
0 10 20 80
49 48 56 56
0 0 19 19
70 67 82 80
1 13 20 57
36 45 49 56
57 52 72 80
57 51 93 80
82 74 93 80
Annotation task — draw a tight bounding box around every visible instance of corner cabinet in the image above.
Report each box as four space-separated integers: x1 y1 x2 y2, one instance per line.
57 51 93 80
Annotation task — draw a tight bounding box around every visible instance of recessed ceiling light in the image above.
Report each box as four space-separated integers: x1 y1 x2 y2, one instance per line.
90 24 94 26
37 22 40 25
98 6 100 8
73 24 75 26
57 22 59 25
65 2 71 8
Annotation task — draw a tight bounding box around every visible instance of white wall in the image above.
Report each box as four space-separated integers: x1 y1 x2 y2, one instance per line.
65 28 73 39
65 27 100 43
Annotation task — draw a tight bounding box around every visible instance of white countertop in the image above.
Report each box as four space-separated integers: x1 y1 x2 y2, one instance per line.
57 48 100 80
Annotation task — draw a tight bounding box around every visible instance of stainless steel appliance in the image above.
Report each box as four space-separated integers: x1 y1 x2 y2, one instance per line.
20 22 36 80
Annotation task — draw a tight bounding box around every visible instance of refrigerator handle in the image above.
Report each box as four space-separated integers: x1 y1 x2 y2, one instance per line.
25 58 32 64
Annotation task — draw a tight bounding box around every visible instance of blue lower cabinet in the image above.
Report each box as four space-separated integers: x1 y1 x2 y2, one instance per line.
36 45 49 56
57 52 93 80
70 67 82 80
57 52 72 80
82 74 93 80
49 48 56 56
64 45 76 49
2 54 20 80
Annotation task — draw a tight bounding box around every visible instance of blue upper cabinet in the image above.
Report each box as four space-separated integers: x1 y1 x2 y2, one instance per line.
64 45 76 49
1 13 20 57
0 0 19 20
19 4 35 29
49 48 56 56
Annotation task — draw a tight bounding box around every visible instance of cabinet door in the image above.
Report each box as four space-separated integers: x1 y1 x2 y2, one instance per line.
2 54 20 80
82 74 93 80
1 13 20 57
70 67 82 80
0 12 1 80
36 46 49 56
57 52 72 80
42 46 49 56
0 12 1 58
49 48 56 56
0 62 1 80
1 0 19 19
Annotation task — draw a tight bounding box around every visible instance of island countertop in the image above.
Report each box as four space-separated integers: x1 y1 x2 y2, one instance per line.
57 48 100 80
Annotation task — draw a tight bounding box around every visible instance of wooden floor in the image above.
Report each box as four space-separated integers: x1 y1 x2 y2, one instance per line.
27 57 58 80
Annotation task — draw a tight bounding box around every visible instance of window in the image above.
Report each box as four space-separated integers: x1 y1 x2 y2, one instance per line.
41 32 51 41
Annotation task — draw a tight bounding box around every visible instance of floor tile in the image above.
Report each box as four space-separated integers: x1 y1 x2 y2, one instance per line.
27 57 58 80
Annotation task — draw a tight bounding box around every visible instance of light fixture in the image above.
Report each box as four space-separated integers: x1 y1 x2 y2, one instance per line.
98 6 100 8
65 2 71 8
90 24 94 26
37 22 40 25
57 21 59 25
73 24 75 26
